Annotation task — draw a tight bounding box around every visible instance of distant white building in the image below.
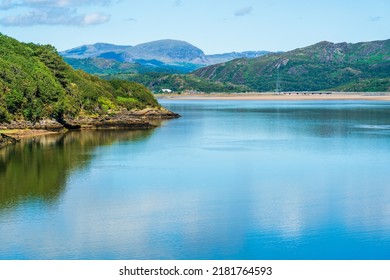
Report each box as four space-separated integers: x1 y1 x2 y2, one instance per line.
162 89 173 93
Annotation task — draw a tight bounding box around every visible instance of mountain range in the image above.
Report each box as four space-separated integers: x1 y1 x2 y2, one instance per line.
60 39 270 74
61 38 390 93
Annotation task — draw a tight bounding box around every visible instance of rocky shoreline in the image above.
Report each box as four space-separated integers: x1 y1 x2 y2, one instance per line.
0 107 180 148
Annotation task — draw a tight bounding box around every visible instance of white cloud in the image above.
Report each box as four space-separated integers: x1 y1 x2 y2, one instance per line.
0 0 112 9
234 6 253 17
0 0 113 26
81 12 110 26
0 7 110 26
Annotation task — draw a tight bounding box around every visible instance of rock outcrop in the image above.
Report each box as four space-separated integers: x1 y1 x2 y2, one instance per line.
0 107 180 148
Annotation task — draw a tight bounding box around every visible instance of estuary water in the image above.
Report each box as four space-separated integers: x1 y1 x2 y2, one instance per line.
1 99 390 259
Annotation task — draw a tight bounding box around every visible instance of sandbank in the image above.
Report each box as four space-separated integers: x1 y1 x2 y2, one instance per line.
156 92 390 101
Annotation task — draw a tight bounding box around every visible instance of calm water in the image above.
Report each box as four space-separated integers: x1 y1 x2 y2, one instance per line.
1 99 390 260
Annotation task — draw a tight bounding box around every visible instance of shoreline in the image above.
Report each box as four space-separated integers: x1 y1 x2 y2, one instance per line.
0 107 180 147
156 92 390 101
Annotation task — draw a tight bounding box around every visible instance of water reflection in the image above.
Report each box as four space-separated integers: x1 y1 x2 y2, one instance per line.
186 100 390 139
0 130 154 209
1 100 390 259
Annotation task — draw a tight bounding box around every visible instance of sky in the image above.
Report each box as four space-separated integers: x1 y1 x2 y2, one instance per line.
0 0 389 54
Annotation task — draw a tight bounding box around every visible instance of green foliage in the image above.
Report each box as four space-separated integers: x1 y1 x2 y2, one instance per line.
23 99 44 122
109 79 159 108
5 89 24 114
116 96 141 110
64 57 201 75
98 96 117 113
0 105 9 122
0 33 159 123
331 78 390 92
103 73 250 93
64 57 141 75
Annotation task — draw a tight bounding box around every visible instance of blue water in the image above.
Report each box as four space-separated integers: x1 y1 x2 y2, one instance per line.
1 100 390 259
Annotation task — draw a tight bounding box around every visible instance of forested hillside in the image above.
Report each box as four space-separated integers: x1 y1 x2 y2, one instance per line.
0 33 159 124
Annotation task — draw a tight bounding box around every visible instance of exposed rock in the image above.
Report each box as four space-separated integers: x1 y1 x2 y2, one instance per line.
62 107 180 129
66 116 156 130
0 107 179 131
0 119 64 131
128 107 181 119
0 107 180 148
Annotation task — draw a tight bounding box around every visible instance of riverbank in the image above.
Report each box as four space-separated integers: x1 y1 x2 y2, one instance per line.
0 107 180 147
156 92 390 101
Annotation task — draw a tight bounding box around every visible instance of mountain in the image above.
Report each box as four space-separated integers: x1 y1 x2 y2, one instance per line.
60 40 270 74
0 33 159 124
61 39 207 63
130 39 208 64
60 43 130 59
193 40 390 92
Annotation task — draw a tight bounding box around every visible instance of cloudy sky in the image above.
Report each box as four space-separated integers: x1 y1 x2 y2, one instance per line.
0 0 389 54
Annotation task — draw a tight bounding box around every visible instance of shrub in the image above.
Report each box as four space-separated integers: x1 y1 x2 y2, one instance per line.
116 96 141 110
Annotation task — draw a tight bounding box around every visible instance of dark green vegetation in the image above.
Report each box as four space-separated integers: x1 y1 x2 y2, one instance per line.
105 73 250 93
0 33 159 123
193 40 390 92
64 57 201 75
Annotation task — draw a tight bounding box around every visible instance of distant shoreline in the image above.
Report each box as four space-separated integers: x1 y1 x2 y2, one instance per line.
156 92 390 101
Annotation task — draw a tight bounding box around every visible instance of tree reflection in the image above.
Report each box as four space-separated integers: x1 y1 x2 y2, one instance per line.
0 129 154 209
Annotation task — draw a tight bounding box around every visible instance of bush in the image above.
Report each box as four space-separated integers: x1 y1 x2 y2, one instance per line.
98 96 117 113
116 96 141 110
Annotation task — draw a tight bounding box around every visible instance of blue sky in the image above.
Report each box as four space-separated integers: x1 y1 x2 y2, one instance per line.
0 0 389 54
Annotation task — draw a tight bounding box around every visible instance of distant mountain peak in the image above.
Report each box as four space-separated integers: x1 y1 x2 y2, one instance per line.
131 39 207 63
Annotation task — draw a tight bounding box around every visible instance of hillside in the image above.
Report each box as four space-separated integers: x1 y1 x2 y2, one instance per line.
0 33 162 125
107 73 250 93
64 57 201 74
193 40 390 92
